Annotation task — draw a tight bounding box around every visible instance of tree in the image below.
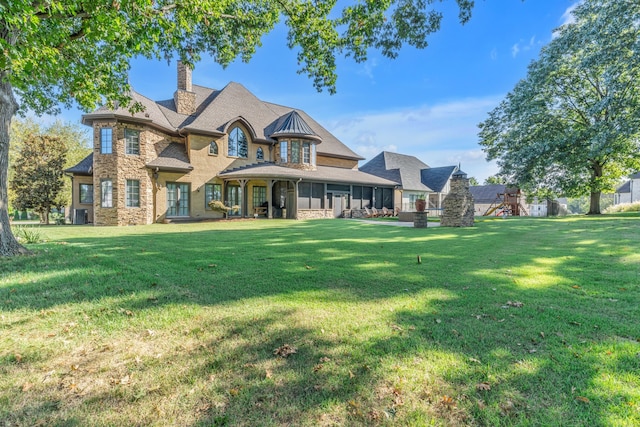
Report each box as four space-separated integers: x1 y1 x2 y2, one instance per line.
483 175 507 185
9 118 90 217
468 176 479 186
478 0 640 214
11 133 67 224
0 1 475 255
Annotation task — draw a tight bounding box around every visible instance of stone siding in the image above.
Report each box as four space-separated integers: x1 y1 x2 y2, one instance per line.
297 209 334 219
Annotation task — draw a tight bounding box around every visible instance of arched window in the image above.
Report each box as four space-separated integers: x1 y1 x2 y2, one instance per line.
209 141 218 155
228 127 248 158
256 147 264 160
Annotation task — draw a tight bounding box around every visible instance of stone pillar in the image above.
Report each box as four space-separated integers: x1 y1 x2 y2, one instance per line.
413 211 428 228
441 171 475 227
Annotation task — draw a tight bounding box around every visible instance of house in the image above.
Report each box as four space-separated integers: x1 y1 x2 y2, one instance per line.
359 151 458 215
614 172 640 205
469 184 506 216
66 63 397 225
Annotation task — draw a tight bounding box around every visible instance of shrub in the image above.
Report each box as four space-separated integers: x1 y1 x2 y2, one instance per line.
208 200 231 213
604 202 640 214
14 226 44 244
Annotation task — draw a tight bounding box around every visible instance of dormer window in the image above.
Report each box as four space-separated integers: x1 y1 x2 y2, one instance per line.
209 141 218 155
228 127 248 158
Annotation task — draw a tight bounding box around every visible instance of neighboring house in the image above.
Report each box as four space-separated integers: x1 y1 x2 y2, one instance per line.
469 184 506 216
614 172 640 205
359 151 458 214
66 62 397 225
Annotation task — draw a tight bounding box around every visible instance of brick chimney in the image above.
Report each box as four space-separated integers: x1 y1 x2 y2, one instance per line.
174 61 196 115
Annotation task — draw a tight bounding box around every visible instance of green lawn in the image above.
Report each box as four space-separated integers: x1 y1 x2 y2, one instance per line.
1 216 639 426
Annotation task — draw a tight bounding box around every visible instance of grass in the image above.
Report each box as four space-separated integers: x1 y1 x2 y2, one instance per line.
1 216 639 426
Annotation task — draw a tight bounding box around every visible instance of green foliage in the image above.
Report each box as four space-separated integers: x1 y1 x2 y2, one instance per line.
9 118 91 212
12 225 44 244
483 175 507 185
478 0 640 214
208 200 231 213
605 201 640 213
468 176 479 186
10 132 67 224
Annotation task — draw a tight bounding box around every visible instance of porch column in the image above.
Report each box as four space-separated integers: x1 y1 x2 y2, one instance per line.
267 179 275 219
238 179 248 218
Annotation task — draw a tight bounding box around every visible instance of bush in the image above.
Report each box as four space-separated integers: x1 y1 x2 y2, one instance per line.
604 202 640 214
208 200 231 213
14 226 44 244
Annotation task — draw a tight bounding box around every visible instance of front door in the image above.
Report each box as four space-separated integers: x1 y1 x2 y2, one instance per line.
333 194 343 218
167 183 189 217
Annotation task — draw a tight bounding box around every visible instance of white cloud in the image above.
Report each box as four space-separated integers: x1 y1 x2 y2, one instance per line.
560 2 581 26
490 48 498 60
326 96 503 183
357 58 379 83
511 43 520 58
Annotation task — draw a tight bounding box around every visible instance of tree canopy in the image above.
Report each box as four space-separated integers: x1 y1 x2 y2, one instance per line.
0 0 475 255
11 132 67 224
478 0 640 214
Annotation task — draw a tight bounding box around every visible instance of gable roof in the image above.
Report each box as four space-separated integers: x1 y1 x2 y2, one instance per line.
65 153 93 175
421 166 458 192
82 81 362 160
360 151 456 192
469 184 506 203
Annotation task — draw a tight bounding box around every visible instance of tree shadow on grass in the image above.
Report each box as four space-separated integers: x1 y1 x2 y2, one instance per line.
1 217 639 425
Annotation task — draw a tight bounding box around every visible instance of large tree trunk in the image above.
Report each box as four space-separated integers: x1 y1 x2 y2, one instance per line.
586 161 603 215
587 191 601 215
0 73 29 255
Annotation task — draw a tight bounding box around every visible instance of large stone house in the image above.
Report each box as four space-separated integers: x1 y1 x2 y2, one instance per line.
66 63 397 225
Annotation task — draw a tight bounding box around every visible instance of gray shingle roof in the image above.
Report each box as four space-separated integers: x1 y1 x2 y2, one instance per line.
65 153 93 175
360 151 455 192
469 184 506 204
421 166 457 192
146 143 193 172
83 82 362 161
219 162 397 186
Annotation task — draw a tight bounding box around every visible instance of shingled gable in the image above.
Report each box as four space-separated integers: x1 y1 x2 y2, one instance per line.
421 166 458 192
360 151 428 190
146 142 194 172
65 153 93 175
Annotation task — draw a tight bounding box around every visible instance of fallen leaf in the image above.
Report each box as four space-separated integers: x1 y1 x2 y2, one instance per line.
469 357 481 364
22 382 32 392
435 319 442 324
313 364 323 372
390 324 403 331
229 388 240 396
274 344 297 358
305 265 313 270
441 395 456 409
265 369 273 379
70 364 79 371
540 332 545 339
572 285 581 289
500 399 515 414
576 396 590 403
14 353 22 363
476 382 491 391
569 321 582 326
349 370 355 379
506 301 524 308
319 357 330 363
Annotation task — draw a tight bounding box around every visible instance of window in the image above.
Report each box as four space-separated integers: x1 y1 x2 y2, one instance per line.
100 128 112 154
227 127 248 158
125 129 140 155
291 140 300 163
253 186 266 209
209 141 218 155
303 142 310 164
126 180 140 207
280 141 288 162
79 184 93 204
256 147 264 160
101 179 113 207
205 183 222 208
311 143 317 166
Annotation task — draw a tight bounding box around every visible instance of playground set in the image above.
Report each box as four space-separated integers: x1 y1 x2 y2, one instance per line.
483 187 529 217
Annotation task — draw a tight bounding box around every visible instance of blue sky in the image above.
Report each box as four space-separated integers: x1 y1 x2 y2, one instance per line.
54 0 579 183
